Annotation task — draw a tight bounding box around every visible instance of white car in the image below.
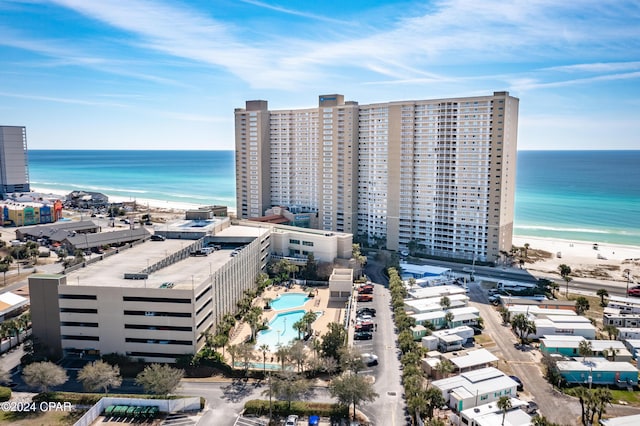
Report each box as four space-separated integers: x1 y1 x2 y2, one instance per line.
361 353 379 366
285 415 299 426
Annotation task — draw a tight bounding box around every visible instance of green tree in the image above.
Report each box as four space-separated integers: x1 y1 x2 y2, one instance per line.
0 263 9 286
593 387 613 423
22 361 68 392
435 358 454 379
293 319 306 340
259 344 270 374
237 342 256 377
135 363 184 396
302 311 318 336
549 281 560 298
302 253 318 280
603 324 619 340
523 243 530 258
227 344 239 368
339 347 366 374
288 340 307 373
443 311 454 329
578 340 593 362
212 333 229 358
498 306 511 324
567 386 592 425
558 264 572 296
497 396 512 426
321 322 346 361
510 313 536 345
271 371 310 410
596 289 609 307
439 296 451 310
329 371 378 420
245 306 264 342
423 386 446 419
77 360 122 394
275 344 291 371
575 297 590 315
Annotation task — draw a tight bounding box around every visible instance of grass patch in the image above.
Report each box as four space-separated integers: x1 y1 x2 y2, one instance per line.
475 334 495 347
610 389 640 406
0 408 84 425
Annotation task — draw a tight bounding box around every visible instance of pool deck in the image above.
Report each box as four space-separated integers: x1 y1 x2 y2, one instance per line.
227 284 347 362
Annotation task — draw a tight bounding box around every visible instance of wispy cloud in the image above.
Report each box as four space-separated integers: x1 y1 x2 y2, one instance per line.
239 0 352 25
0 91 129 107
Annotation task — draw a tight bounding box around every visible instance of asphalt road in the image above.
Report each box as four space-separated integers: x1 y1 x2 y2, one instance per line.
360 261 408 426
469 277 640 423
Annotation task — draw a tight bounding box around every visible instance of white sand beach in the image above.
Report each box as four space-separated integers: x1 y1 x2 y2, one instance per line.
513 235 640 286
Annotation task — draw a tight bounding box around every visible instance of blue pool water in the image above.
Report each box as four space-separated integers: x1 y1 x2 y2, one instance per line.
256 310 321 351
270 293 310 310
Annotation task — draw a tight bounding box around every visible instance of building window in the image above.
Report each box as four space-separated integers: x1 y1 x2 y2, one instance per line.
289 239 300 245
123 296 191 304
61 335 99 341
302 241 314 247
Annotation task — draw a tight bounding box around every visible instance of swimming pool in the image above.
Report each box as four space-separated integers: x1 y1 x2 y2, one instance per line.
256 309 321 351
270 293 310 310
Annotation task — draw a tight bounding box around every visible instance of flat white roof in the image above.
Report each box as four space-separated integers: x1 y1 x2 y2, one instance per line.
452 349 498 370
508 305 577 317
556 358 639 373
411 306 479 323
545 315 591 323
407 285 466 299
535 319 596 330
400 262 451 276
460 397 528 421
600 414 640 426
63 224 268 290
589 340 627 351
433 367 519 396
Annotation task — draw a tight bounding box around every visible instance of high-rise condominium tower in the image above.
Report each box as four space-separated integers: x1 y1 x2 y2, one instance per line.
235 92 519 263
0 126 30 197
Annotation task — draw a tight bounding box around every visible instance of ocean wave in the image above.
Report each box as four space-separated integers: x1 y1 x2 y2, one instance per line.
514 225 640 236
31 181 148 194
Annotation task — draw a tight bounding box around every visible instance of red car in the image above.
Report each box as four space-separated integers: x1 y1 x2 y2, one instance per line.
357 294 373 302
628 286 640 297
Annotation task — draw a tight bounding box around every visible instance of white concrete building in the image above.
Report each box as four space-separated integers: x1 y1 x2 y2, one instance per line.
235 92 520 262
29 221 353 362
607 296 640 315
431 367 519 412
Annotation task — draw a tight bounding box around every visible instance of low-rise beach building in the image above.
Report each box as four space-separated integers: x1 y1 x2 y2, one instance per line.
603 307 640 328
540 336 631 361
623 339 640 360
607 296 640 315
411 306 480 330
431 367 519 412
555 357 638 387
422 348 498 378
600 413 640 426
533 315 596 339
404 293 469 314
617 328 640 341
507 305 577 320
1 201 54 226
458 397 533 426
500 297 576 312
407 285 467 300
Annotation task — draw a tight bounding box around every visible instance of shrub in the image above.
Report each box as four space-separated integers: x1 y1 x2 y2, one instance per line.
244 399 348 418
0 386 11 402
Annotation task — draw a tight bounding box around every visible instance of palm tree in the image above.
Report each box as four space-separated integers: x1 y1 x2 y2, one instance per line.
558 264 572 296
549 281 560 298
596 289 609 307
497 396 512 426
575 297 590 315
523 243 530 258
259 344 270 374
302 311 318 337
435 358 454 379
443 311 454 329
603 324 619 340
227 344 239 369
578 340 593 362
593 387 613 422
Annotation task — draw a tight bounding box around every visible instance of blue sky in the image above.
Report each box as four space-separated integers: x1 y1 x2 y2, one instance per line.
1 0 639 150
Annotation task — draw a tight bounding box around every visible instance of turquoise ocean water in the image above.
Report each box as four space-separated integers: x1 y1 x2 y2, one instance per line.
26 150 640 247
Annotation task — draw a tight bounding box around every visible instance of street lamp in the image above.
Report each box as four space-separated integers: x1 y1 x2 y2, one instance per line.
624 269 632 296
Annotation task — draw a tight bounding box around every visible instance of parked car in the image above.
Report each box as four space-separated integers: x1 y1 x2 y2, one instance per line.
354 331 373 340
285 415 299 426
510 375 524 391
628 286 640 297
150 234 165 241
357 294 373 302
521 401 538 414
361 353 379 366
357 307 376 316
355 323 374 332
358 287 373 294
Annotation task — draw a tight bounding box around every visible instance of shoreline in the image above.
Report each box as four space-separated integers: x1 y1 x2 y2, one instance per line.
513 235 639 286
29 186 231 214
